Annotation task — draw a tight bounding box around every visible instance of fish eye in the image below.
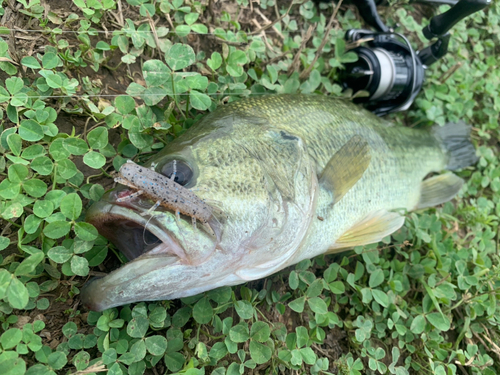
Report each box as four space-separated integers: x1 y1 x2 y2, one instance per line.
160 160 193 186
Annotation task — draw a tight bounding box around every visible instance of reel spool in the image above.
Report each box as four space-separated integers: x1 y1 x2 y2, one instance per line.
342 32 424 115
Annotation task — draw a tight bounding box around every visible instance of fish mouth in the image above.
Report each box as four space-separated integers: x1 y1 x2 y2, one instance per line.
81 188 218 311
85 189 187 262
87 206 162 261
81 185 230 310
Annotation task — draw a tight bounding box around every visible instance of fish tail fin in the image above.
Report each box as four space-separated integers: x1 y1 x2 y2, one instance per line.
433 121 478 171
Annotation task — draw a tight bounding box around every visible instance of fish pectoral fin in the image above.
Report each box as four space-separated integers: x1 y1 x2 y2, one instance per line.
417 173 464 210
319 135 371 204
327 210 405 253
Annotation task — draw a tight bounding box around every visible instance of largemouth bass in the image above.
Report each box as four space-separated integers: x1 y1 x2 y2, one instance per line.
81 95 477 311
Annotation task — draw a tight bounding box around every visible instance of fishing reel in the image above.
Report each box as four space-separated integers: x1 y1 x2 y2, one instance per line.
338 0 490 115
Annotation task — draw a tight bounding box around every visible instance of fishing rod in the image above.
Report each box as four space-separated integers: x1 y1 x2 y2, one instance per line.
328 0 490 115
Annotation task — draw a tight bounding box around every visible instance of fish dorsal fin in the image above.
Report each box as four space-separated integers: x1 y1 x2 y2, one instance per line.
319 135 371 204
417 173 464 210
327 210 405 253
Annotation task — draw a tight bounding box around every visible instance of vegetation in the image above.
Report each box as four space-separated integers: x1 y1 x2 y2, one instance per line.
0 0 499 374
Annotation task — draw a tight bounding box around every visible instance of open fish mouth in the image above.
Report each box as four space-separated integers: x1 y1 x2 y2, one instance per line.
81 187 224 311
85 189 187 263
87 205 161 261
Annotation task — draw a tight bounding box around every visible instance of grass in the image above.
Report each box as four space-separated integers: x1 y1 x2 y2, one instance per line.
0 0 499 374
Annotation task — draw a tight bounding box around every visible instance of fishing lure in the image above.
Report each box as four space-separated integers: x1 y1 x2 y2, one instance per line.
115 160 213 229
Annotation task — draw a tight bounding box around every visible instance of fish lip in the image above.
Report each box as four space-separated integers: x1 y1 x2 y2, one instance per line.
82 196 187 311
80 252 181 311
80 277 105 311
83 189 225 311
85 193 186 262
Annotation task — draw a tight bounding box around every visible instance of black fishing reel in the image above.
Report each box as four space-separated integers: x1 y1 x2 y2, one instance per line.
338 0 490 115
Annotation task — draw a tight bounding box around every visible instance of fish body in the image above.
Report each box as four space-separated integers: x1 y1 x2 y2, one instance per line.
82 95 476 311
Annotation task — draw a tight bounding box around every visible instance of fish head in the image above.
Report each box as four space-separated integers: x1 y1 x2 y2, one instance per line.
82 110 318 311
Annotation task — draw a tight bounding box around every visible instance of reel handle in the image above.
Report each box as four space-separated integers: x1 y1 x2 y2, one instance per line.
350 0 389 32
422 0 490 39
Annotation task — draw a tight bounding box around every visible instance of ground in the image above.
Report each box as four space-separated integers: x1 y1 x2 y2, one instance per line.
0 0 499 374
